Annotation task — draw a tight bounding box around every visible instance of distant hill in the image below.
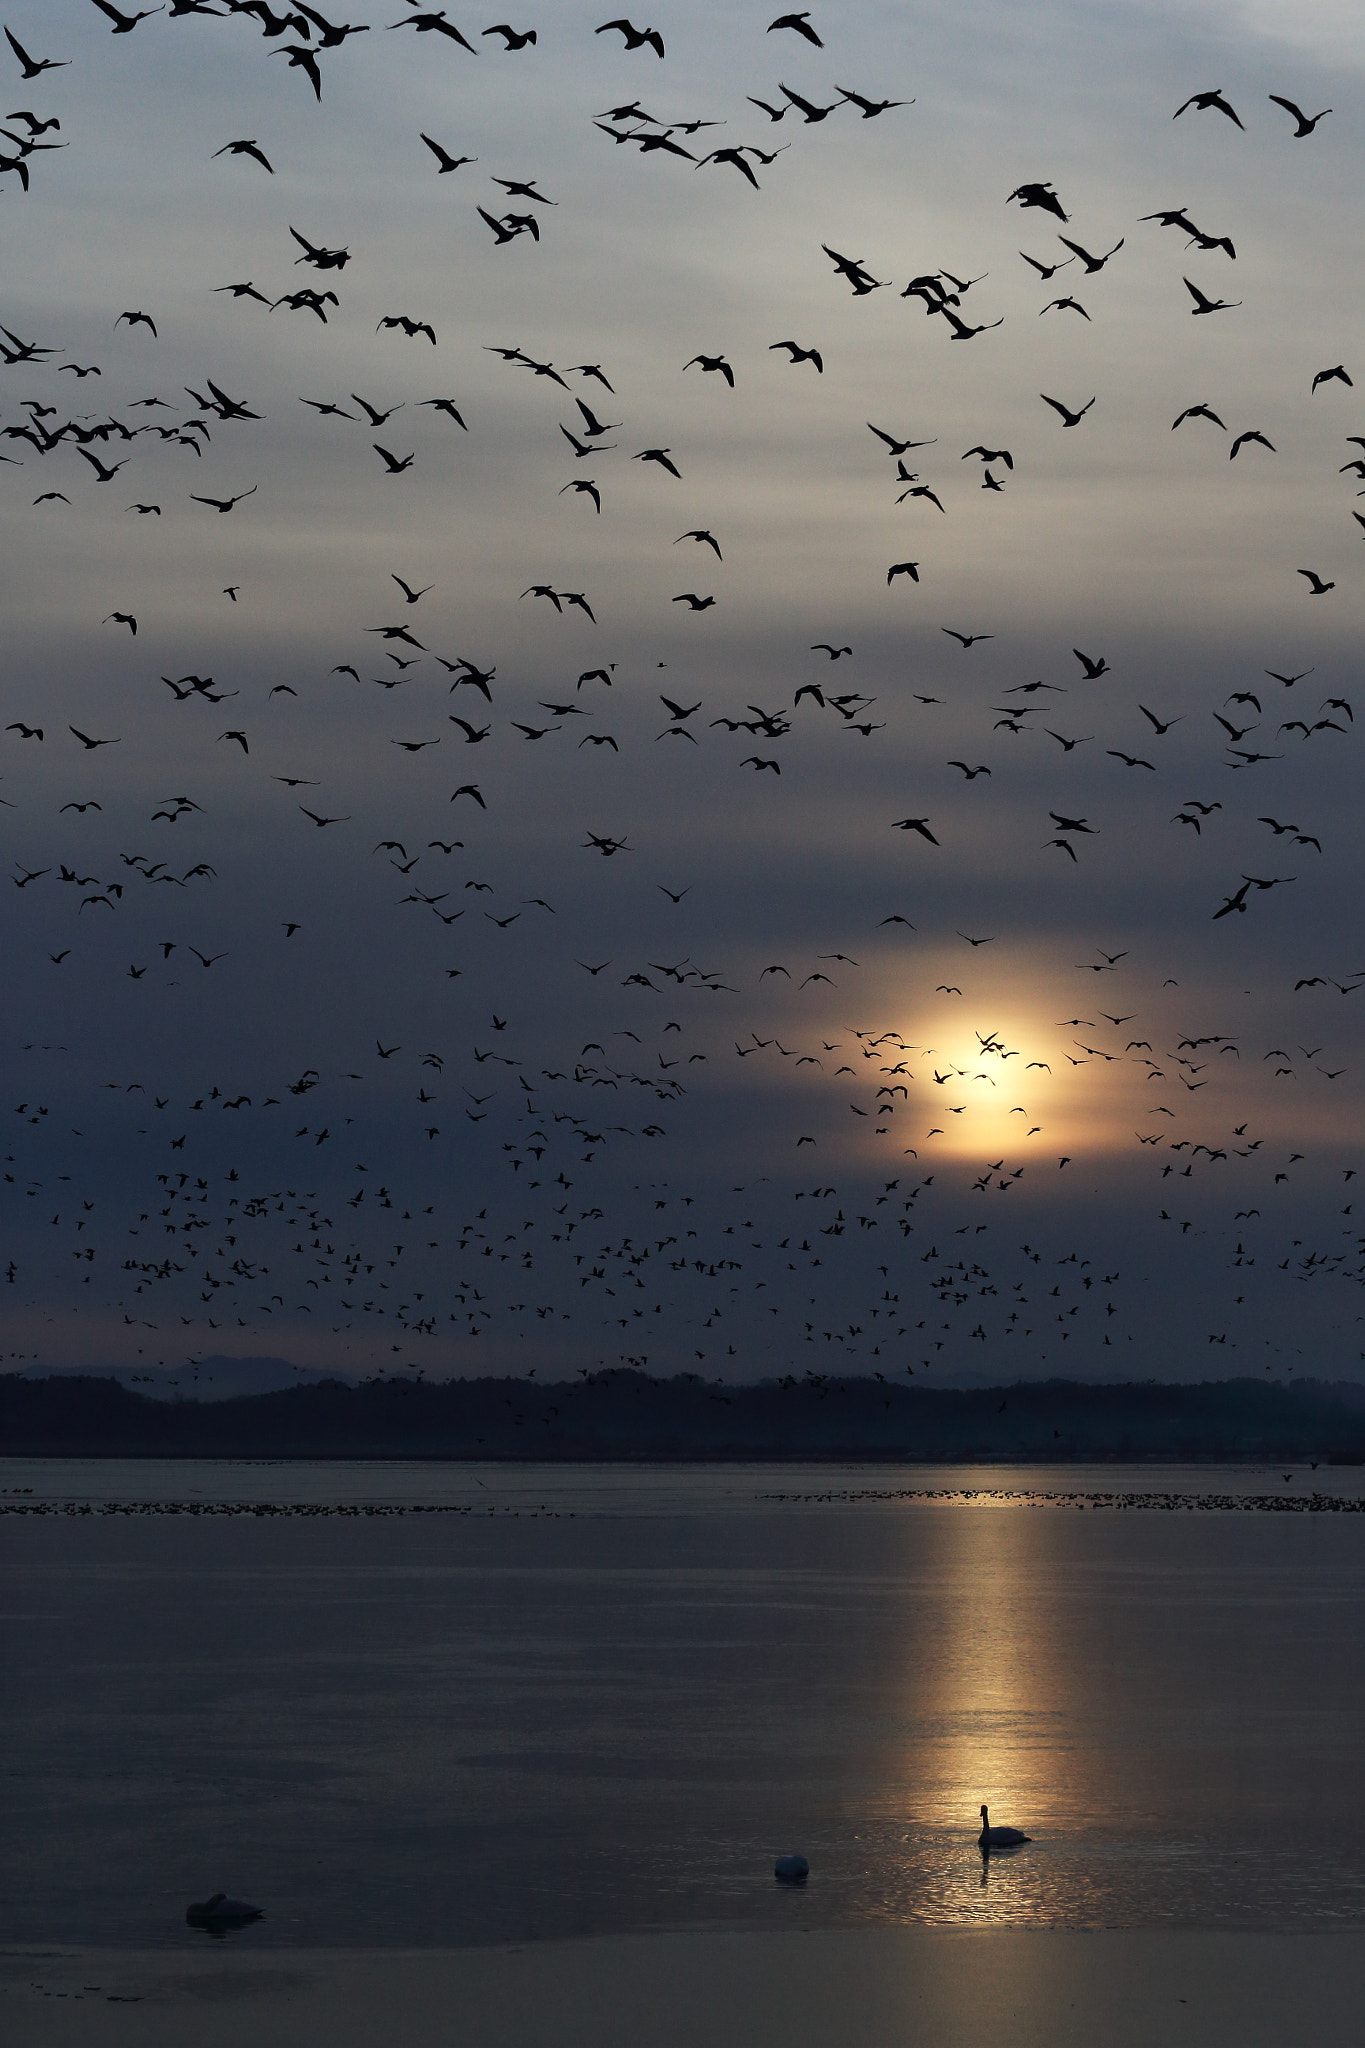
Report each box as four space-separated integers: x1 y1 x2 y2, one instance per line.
3 1370 1365 1460
22 1356 349 1404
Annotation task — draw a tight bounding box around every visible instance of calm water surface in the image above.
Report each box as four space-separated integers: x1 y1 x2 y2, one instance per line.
1 1459 1362 1946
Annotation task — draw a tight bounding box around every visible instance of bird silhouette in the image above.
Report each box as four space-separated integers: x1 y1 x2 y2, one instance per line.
213 138 274 172
1173 89 1243 127
596 19 665 57
4 28 68 77
768 11 823 46
1008 182 1068 220
1057 235 1123 272
421 134 476 172
1268 95 1331 136
1185 277 1240 314
769 340 823 371
1040 393 1095 426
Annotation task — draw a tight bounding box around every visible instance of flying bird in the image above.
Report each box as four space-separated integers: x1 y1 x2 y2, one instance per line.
190 486 257 511
89 0 165 31
212 139 274 172
784 84 842 124
836 85 907 118
4 28 69 77
769 340 823 371
421 133 477 171
1040 393 1095 426
1057 235 1123 273
870 423 935 456
1185 277 1240 314
273 44 325 100
821 242 884 292
1173 89 1244 127
421 399 468 428
1008 182 1068 221
378 315 437 343
1267 95 1331 136
684 353 735 386
78 448 129 482
389 12 479 53
1172 403 1226 430
595 19 665 56
768 11 823 44
1020 249 1074 279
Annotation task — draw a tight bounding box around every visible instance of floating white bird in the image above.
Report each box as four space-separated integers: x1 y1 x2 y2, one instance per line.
978 1804 1031 1850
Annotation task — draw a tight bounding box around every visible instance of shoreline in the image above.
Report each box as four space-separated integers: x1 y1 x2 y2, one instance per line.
6 1373 1365 1465
4 1928 1362 2048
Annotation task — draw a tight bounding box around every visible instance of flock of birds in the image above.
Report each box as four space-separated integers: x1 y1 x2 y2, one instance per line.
1 2 1362 1393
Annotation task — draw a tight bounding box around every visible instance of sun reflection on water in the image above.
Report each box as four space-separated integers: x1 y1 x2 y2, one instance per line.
854 1503 1131 1926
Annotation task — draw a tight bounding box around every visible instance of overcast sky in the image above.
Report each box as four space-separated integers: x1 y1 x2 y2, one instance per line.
3 0 1364 1387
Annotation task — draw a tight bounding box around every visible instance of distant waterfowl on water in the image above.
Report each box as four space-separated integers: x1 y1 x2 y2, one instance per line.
978 1804 1031 1850
774 1852 809 1882
186 1893 264 1929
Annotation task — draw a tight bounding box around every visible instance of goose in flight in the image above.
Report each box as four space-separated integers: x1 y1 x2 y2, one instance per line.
1184 277 1240 315
978 1804 1031 1851
1040 392 1094 427
1172 88 1244 128
596 18 665 57
1268 94 1331 137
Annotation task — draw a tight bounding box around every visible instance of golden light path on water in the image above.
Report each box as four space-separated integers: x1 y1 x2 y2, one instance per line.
902 1506 1076 1834
845 1502 1139 1930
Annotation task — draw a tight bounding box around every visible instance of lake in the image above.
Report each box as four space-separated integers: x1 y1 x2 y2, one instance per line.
2 1460 1361 1947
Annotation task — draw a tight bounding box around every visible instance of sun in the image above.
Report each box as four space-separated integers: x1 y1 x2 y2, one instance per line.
878 1001 1144 1162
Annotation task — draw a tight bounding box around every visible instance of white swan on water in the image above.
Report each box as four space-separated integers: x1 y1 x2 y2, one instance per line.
978 1804 1031 1850
186 1893 263 1928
